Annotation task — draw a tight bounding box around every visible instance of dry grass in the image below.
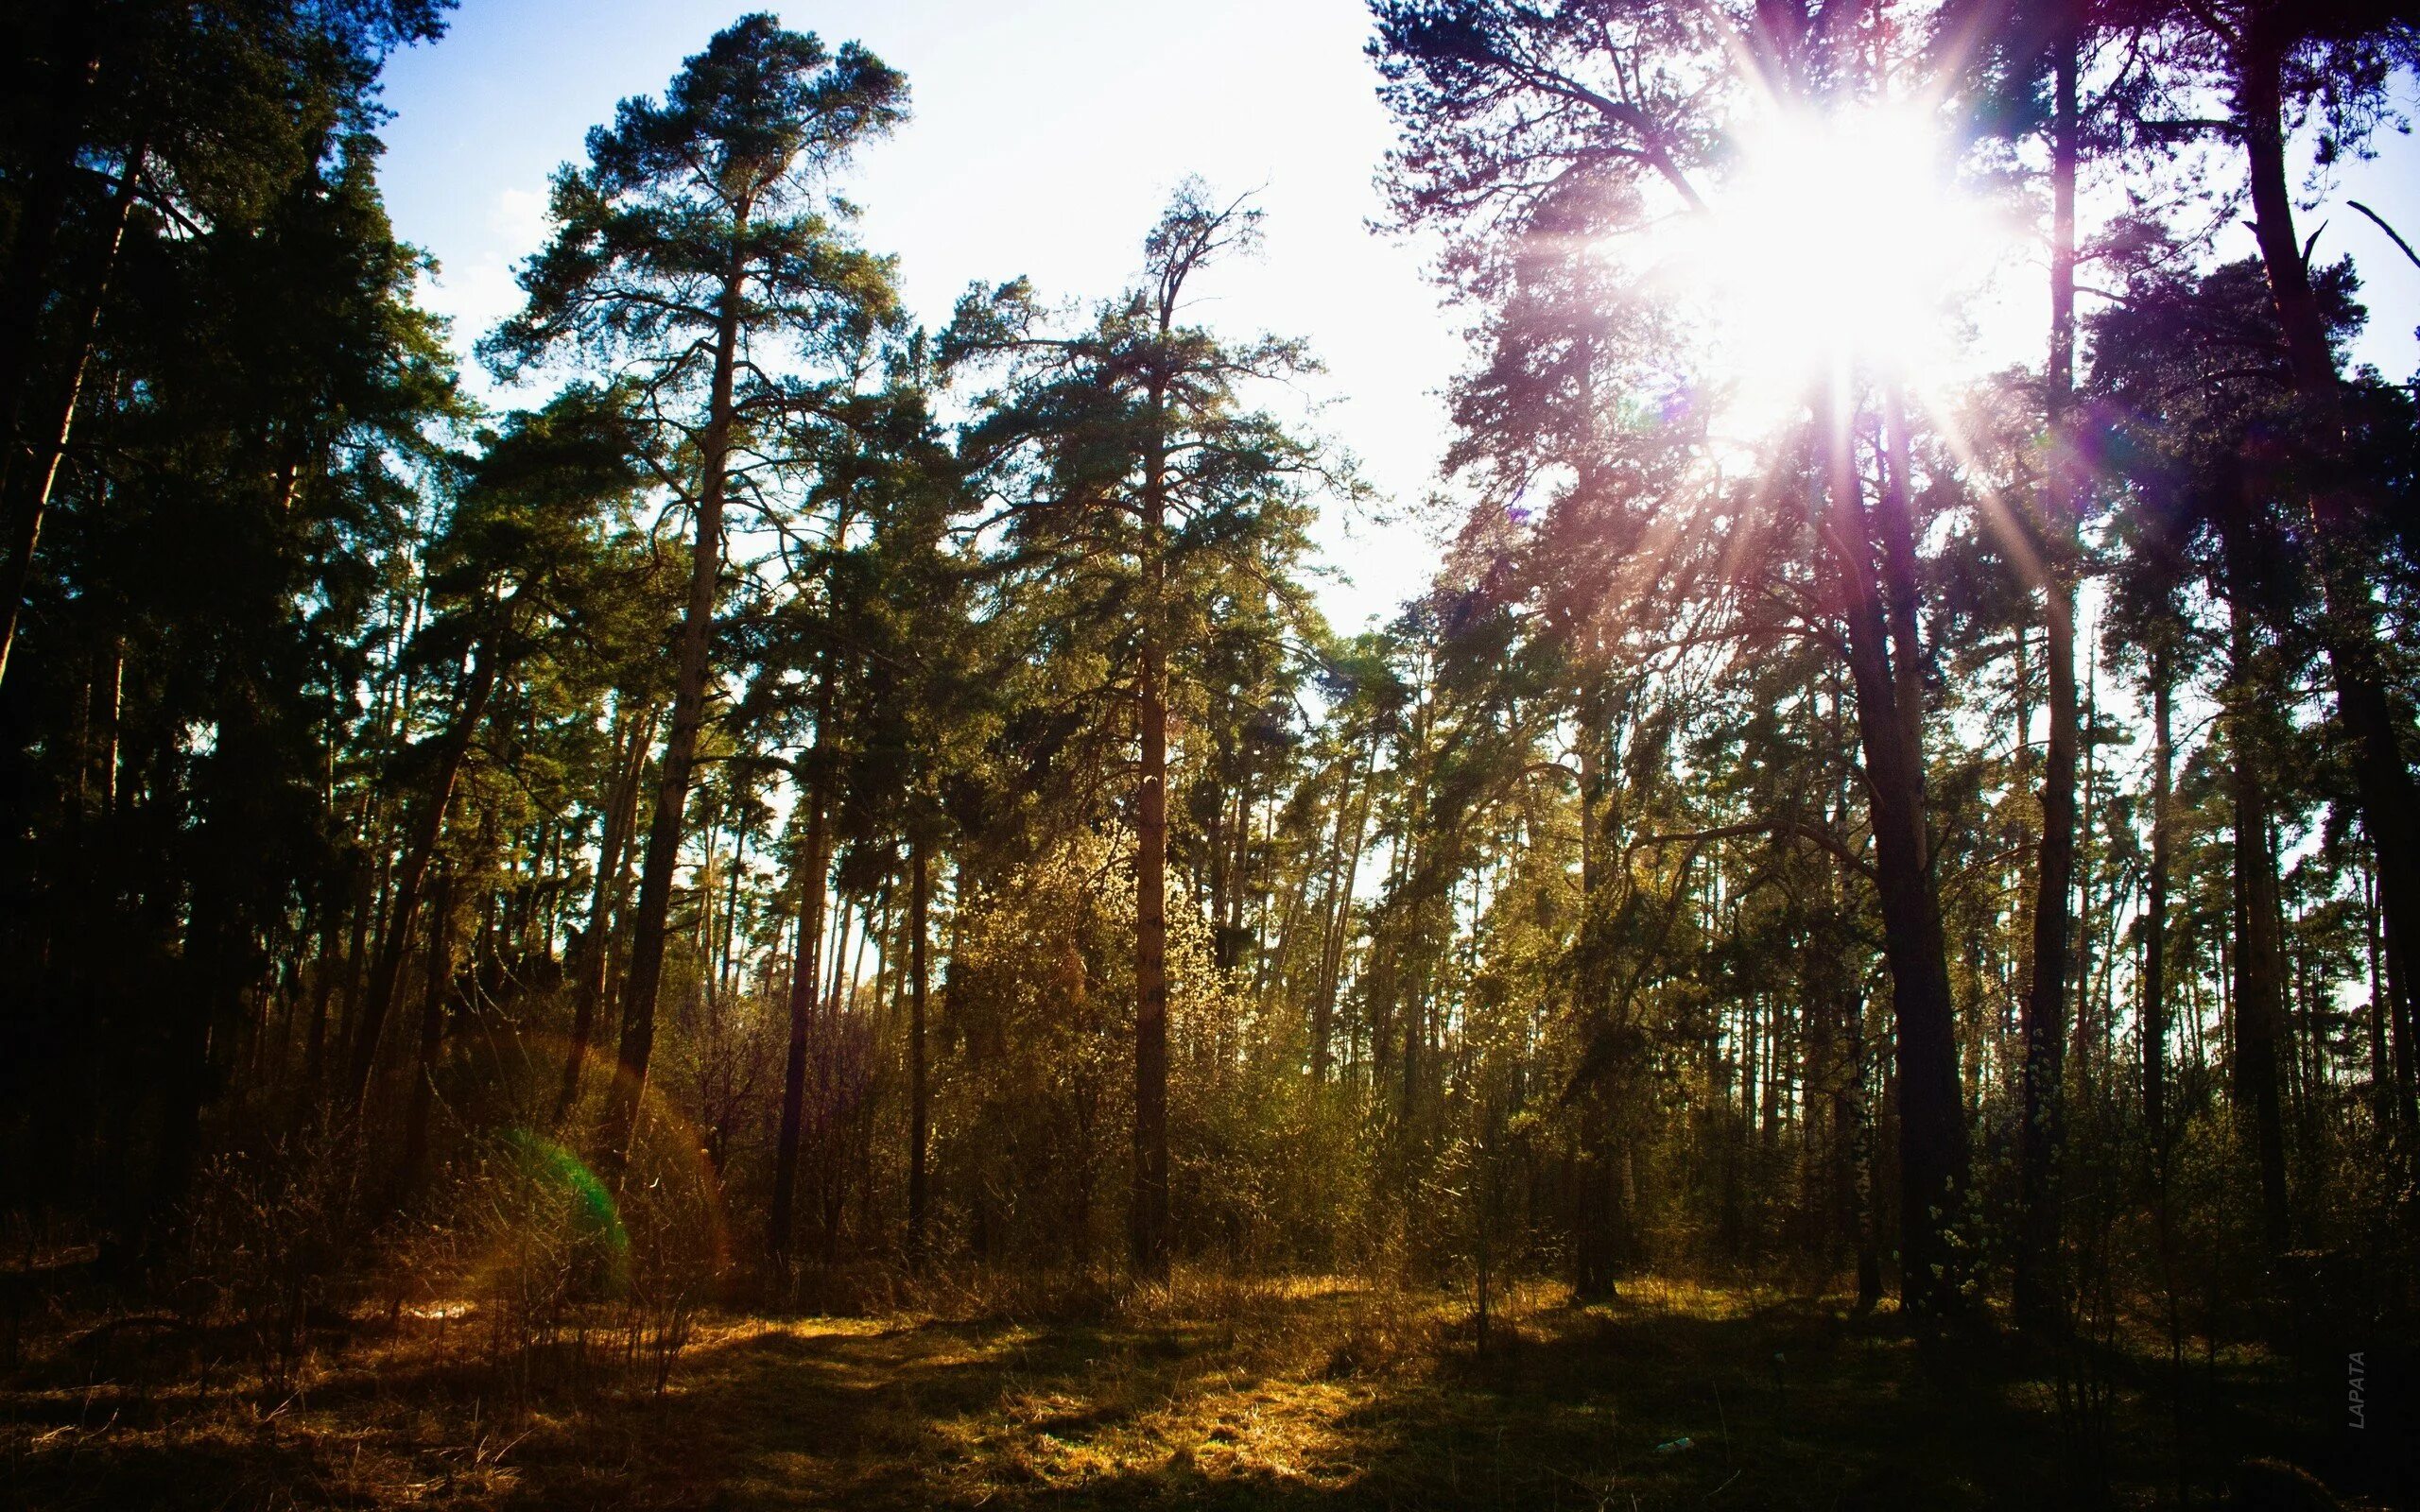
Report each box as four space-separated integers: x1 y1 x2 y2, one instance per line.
2 1270 2391 1509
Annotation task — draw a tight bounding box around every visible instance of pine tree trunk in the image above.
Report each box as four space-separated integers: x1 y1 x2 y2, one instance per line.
1824 407 1969 1317
769 729 831 1269
1305 761 1355 1080
399 873 456 1198
2362 850 2414 1132
0 143 145 690
297 869 346 1120
159 863 239 1232
606 238 746 1162
2236 21 2420 1127
1848 1005 1883 1311
1133 578 1172 1277
907 837 931 1263
319 857 372 1108
2143 650 2174 1144
2016 20 2081 1332
2229 760 2291 1257
344 644 497 1111
2221 512 2291 1258
1128 318 1174 1279
1315 736 1376 1084
557 706 651 1125
0 16 100 551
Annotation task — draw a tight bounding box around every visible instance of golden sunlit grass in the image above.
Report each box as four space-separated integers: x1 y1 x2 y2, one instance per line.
0 1268 2363 1509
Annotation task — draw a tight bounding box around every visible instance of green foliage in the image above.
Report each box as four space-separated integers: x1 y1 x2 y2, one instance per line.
3 35 2417 1503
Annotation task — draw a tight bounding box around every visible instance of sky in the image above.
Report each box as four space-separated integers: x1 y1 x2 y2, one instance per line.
374 1 2420 634
376 0 1465 634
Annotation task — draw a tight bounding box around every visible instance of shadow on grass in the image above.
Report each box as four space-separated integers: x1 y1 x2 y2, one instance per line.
492 1289 2068 1510
3 1281 2380 1509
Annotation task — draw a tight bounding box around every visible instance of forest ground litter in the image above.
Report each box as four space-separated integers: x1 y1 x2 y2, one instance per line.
0 1269 2377 1509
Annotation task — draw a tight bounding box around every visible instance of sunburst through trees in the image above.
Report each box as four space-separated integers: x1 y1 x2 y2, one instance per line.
2 3 2416 1507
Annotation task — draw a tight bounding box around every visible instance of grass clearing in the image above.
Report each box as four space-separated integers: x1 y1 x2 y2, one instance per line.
0 1273 2379 1508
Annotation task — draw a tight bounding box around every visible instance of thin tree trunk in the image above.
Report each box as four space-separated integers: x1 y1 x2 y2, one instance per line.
0 17 101 533
2015 16 2080 1333
606 234 747 1163
2222 515 2291 1258
0 142 145 690
1316 736 1377 1084
557 706 652 1125
2143 648 2174 1144
2362 849 2412 1132
907 837 931 1263
1824 402 1969 1317
2236 22 2420 1128
769 722 831 1269
320 856 372 1108
343 644 498 1111
298 867 346 1118
2230 764 2290 1258
1845 982 1882 1312
718 823 746 1004
1131 340 1173 1278
821 893 850 1017
399 873 457 1198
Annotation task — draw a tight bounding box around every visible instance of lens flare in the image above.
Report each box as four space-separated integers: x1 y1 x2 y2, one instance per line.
506 1128 631 1277
1660 101 2014 438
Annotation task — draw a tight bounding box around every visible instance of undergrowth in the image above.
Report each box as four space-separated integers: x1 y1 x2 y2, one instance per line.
0 1267 2395 1509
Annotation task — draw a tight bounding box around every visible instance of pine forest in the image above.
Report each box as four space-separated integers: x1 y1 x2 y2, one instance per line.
2 2 2418 1507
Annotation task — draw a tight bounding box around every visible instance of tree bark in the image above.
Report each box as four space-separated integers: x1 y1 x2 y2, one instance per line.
1307 758 1356 1082
2235 19 2420 1133
1314 735 1376 1084
1128 273 1175 1278
2015 18 2080 1332
2221 509 2291 1258
907 837 931 1263
2143 648 2174 1144
343 644 497 1111
556 705 652 1125
0 15 101 516
0 143 145 691
398 872 456 1198
1823 404 1969 1317
2361 846 2417 1132
605 233 746 1163
1133 531 1172 1278
769 724 831 1268
297 864 347 1119
318 856 372 1109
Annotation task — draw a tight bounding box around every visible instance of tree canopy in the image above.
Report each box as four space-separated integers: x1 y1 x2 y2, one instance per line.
2 6 2417 1504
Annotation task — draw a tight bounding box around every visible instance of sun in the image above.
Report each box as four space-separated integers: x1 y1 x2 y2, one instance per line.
1667 101 2012 437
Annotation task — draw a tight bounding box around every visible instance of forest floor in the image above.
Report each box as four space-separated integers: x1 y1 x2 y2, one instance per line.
0 1270 2394 1510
